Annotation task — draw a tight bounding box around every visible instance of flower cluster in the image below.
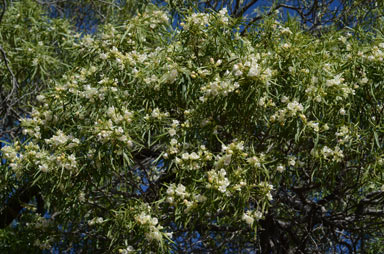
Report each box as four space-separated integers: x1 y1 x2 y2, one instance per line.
307 121 320 132
144 107 170 121
135 212 166 242
270 100 304 123
167 120 180 137
119 246 135 254
45 130 80 148
174 146 213 170
2 139 79 174
166 183 207 213
230 53 273 83
242 209 263 226
106 106 134 124
311 145 345 162
367 44 384 62
88 217 105 226
21 109 44 139
335 125 351 144
258 181 274 201
135 9 169 29
215 141 246 168
247 153 265 169
200 76 239 100
207 168 230 194
181 13 210 31
325 73 355 99
93 119 133 147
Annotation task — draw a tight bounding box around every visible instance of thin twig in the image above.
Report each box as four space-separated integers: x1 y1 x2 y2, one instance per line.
0 45 19 102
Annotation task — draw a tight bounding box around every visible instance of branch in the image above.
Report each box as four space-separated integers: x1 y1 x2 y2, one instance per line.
0 45 19 104
234 0 259 18
240 3 284 36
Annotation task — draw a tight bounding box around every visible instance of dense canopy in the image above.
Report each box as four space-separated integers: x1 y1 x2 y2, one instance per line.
1 0 384 253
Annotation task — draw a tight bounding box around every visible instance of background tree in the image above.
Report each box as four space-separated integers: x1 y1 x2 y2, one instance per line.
2 0 384 253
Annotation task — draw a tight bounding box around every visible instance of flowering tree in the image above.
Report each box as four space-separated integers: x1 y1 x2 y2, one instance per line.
1 0 384 253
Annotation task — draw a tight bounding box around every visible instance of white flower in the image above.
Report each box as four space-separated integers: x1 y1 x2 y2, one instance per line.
242 212 254 225
254 211 263 220
182 153 190 160
218 8 229 23
127 140 133 148
151 108 160 118
321 146 333 157
217 177 230 193
280 27 292 35
247 156 261 168
276 165 285 173
165 69 178 83
189 152 200 160
168 128 176 136
282 43 291 49
45 130 69 147
166 185 175 196
100 53 108 60
339 108 346 115
151 217 158 226
361 77 369 84
147 229 162 242
166 196 174 204
39 164 49 173
236 142 244 151
170 139 178 146
223 154 232 166
287 101 303 113
171 120 179 127
308 121 319 132
281 96 289 103
36 95 45 102
248 63 260 77
119 246 135 254
326 74 344 87
175 184 187 198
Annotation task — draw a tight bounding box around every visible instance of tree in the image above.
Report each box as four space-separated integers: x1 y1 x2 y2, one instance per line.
1 0 384 253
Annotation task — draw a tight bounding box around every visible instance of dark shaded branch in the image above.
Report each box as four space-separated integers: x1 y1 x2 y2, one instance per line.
234 0 259 18
0 185 40 228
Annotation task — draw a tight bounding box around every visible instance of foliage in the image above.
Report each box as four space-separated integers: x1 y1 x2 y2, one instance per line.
0 0 76 138
1 0 384 253
158 0 384 33
40 0 150 30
